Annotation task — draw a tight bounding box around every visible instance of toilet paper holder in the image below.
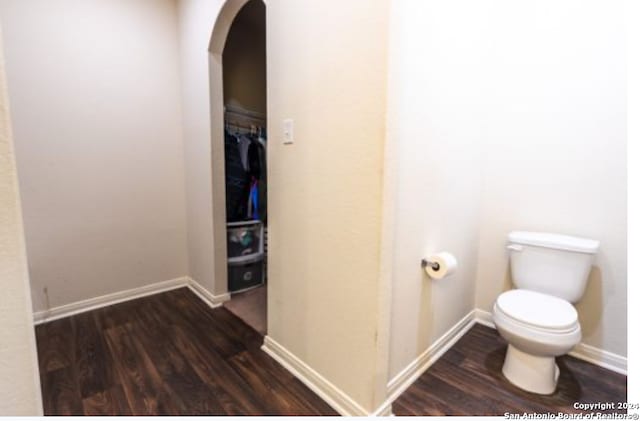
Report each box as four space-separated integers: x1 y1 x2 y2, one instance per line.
421 259 440 272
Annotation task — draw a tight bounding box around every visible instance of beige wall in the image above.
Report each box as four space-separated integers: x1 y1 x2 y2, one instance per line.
0 26 43 415
177 2 394 410
223 0 266 115
0 0 189 311
386 0 627 381
267 0 391 412
176 0 226 294
473 0 627 357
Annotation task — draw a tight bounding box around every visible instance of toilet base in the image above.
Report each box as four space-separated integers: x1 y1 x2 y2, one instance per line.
502 344 559 395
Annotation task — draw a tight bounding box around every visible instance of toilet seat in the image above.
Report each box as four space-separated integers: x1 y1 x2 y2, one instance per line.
495 289 579 333
492 289 582 394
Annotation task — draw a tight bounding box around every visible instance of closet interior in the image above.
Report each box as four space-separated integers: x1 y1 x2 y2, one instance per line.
221 0 268 335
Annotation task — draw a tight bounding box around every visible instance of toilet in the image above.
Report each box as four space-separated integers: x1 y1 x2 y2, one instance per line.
493 231 599 395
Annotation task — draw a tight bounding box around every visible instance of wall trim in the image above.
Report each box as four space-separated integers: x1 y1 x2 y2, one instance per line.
33 276 230 324
474 308 496 328
186 277 231 308
384 309 477 404
569 342 627 375
261 336 371 416
383 308 627 411
372 403 394 417
474 308 627 375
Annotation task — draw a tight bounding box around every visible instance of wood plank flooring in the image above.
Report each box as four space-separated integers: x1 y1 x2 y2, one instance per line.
36 290 627 416
35 287 338 416
393 324 627 416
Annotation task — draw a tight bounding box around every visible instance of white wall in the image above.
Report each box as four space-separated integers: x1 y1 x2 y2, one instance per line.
0 26 43 415
473 0 627 357
176 0 225 294
387 0 627 381
267 0 391 412
0 0 189 311
386 0 487 379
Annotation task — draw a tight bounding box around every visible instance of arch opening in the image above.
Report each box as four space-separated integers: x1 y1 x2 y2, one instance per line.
208 0 268 334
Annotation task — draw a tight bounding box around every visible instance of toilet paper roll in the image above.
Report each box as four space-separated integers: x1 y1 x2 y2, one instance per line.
424 252 458 279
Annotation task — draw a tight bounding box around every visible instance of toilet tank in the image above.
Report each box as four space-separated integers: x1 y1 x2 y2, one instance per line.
507 231 599 303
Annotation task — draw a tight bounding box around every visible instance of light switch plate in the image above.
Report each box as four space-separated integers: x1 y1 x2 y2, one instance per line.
283 119 294 144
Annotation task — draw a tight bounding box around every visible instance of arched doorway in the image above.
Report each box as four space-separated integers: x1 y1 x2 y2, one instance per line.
208 0 267 334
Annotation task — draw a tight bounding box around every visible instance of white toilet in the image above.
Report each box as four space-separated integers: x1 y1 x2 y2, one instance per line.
493 231 599 395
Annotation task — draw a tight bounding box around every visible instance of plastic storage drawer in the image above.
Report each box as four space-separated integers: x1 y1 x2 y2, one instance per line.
227 221 263 259
228 254 264 292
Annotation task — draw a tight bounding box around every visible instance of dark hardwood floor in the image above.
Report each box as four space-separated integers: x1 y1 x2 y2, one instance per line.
393 324 627 416
35 287 338 415
36 290 627 416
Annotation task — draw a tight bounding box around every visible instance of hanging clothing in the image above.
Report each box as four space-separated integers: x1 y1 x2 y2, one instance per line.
224 130 250 221
237 135 252 171
224 125 267 223
255 139 267 223
247 138 262 179
246 179 260 220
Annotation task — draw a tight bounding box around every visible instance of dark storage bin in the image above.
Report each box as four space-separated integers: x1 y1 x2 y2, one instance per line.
228 254 264 292
227 221 263 259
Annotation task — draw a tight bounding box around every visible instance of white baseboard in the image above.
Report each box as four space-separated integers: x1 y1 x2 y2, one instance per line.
372 403 394 416
474 308 627 375
382 307 627 411
186 278 230 308
568 342 627 375
33 276 230 325
384 309 477 404
33 277 189 324
261 336 371 416
474 308 496 328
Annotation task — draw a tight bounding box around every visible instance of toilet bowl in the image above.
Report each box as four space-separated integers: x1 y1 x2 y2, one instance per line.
492 231 598 395
493 289 581 394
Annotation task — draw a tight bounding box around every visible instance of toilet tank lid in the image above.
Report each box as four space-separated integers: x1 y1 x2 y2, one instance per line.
508 231 599 254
